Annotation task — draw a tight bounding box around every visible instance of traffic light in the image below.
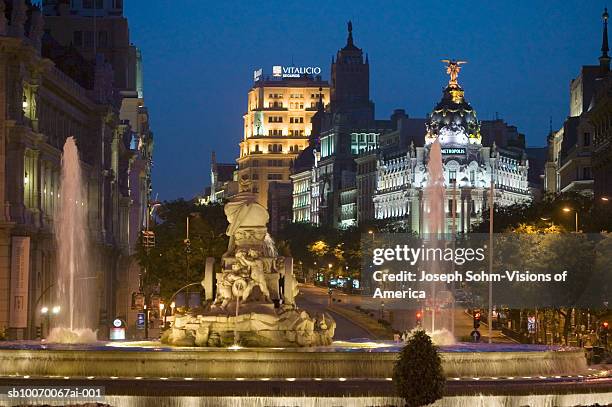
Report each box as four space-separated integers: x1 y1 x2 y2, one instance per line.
473 311 481 329
35 326 42 339
601 321 609 345
415 311 422 327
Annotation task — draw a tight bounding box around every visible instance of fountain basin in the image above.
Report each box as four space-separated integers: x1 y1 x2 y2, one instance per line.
0 341 587 379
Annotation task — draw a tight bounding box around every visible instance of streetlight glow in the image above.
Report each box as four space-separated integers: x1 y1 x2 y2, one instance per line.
52 306 60 314
562 207 571 212
41 306 48 314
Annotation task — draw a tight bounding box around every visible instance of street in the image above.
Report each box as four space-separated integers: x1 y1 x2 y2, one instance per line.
298 285 514 343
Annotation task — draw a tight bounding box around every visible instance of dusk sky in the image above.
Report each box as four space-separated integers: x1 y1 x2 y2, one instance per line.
124 1 607 201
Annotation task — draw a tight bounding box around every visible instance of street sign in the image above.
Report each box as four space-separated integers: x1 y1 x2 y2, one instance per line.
136 312 145 329
470 330 481 342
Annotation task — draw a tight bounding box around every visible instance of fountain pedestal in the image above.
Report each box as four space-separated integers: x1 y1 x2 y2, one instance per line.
162 193 335 347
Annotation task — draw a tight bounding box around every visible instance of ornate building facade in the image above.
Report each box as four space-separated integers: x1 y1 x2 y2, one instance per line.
290 25 532 232
0 0 152 339
545 9 610 198
42 0 154 337
372 63 530 233
236 74 330 209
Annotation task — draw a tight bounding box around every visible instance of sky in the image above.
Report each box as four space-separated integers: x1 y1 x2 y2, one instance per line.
124 0 607 201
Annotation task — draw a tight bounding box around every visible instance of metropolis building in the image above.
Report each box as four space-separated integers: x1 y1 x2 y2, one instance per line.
291 24 532 232
372 63 531 233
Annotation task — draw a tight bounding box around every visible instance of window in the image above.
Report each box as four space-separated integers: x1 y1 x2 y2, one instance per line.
449 170 457 183
73 31 83 46
448 199 454 213
584 132 591 147
98 31 109 48
268 174 283 180
252 173 259 180
84 31 94 48
582 167 591 179
83 0 94 8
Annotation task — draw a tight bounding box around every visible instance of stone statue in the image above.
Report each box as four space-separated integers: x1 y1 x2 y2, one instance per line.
441 59 467 87
162 193 335 347
236 249 270 302
283 269 299 307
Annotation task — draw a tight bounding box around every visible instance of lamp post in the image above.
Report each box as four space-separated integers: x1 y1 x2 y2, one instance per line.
40 307 48 338
40 305 60 338
488 180 494 344
562 207 578 233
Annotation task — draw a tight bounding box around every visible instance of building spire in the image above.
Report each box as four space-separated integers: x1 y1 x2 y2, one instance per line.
600 8 610 72
347 20 354 47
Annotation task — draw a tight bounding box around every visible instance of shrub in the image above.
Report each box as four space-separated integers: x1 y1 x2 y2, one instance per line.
393 329 445 407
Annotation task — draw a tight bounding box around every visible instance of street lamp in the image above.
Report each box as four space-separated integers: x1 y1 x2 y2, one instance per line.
40 306 48 314
602 197 610 202
562 207 579 233
52 306 60 315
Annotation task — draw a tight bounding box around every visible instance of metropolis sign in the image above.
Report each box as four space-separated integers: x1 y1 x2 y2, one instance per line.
272 65 321 78
441 147 466 155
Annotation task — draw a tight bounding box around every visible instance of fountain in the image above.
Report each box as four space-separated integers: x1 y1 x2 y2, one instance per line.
161 192 336 347
47 137 97 344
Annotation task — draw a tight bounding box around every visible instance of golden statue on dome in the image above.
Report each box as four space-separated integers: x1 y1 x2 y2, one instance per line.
441 59 467 87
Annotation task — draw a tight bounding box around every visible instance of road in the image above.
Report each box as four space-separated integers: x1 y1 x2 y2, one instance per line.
298 284 514 343
296 286 372 340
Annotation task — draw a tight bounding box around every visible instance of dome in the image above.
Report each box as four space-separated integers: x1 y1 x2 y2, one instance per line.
425 61 481 146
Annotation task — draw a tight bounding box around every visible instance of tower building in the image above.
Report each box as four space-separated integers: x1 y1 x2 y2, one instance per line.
237 74 330 209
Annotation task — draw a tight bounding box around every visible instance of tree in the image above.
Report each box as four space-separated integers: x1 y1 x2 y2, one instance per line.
136 200 228 302
393 329 445 407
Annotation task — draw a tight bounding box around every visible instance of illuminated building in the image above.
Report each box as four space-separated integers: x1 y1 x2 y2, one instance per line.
237 73 330 209
545 9 610 197
0 0 152 339
42 0 155 337
373 62 530 233
310 22 396 228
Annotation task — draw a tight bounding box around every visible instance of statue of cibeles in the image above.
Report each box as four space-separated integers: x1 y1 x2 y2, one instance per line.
223 193 269 256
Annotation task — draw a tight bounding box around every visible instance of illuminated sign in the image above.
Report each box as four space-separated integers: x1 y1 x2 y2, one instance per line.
253 68 262 81
441 148 466 155
272 65 321 78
